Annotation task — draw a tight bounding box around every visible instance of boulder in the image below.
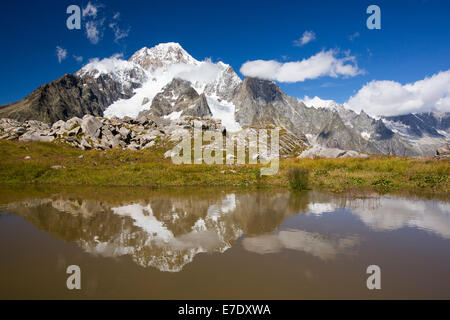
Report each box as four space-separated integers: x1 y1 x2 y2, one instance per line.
119 126 131 139
122 116 134 124
51 120 65 131
80 137 93 150
298 145 369 159
436 144 450 159
25 120 50 131
139 134 157 146
99 128 122 149
127 142 141 150
12 127 26 136
102 128 115 141
142 140 155 149
67 126 81 136
81 115 102 138
19 131 55 143
64 117 82 131
110 135 125 148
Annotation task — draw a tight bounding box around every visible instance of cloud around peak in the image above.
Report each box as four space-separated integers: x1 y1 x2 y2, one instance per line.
240 50 364 83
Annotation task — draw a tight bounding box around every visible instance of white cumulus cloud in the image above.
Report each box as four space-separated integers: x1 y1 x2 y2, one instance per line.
109 22 130 43
82 3 129 45
349 32 360 41
86 20 104 44
73 55 83 63
293 31 316 46
82 2 105 44
110 53 124 59
174 59 223 84
82 2 100 18
240 50 363 83
345 70 450 116
56 46 67 63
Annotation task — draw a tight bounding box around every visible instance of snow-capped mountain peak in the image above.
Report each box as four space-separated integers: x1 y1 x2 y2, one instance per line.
87 43 243 131
76 56 148 92
128 42 199 71
302 96 343 111
77 56 134 78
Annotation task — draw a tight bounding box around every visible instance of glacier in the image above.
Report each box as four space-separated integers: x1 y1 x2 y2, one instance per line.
78 42 243 132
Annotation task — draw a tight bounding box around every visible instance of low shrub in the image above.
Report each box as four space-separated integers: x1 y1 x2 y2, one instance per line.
287 167 309 191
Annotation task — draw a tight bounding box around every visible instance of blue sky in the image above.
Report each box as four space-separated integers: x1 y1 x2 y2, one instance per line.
1 0 449 113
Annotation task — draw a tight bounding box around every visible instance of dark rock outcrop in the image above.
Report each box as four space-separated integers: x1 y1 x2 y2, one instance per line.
317 113 380 154
138 78 212 119
384 112 450 138
0 73 139 124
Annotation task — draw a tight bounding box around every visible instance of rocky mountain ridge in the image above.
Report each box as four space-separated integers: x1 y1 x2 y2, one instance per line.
0 73 137 124
0 42 448 157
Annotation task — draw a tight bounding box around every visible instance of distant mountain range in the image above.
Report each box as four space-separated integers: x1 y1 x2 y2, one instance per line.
0 42 448 156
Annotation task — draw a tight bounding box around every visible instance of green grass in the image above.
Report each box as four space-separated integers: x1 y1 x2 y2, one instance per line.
0 140 449 197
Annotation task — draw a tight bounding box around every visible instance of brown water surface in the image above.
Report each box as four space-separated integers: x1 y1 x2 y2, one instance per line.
0 186 449 299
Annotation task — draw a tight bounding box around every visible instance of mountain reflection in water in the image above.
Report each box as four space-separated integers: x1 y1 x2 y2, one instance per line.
3 189 449 273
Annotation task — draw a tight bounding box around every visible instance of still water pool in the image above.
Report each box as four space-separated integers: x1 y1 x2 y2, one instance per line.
0 187 449 299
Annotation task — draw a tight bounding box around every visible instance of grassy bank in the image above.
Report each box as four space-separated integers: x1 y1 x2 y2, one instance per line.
0 140 448 196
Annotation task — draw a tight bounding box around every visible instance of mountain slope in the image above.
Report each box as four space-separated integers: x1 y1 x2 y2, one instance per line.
303 97 431 156
232 78 419 155
316 113 380 154
0 73 139 123
382 112 450 156
138 78 212 119
0 55 148 124
383 112 450 138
